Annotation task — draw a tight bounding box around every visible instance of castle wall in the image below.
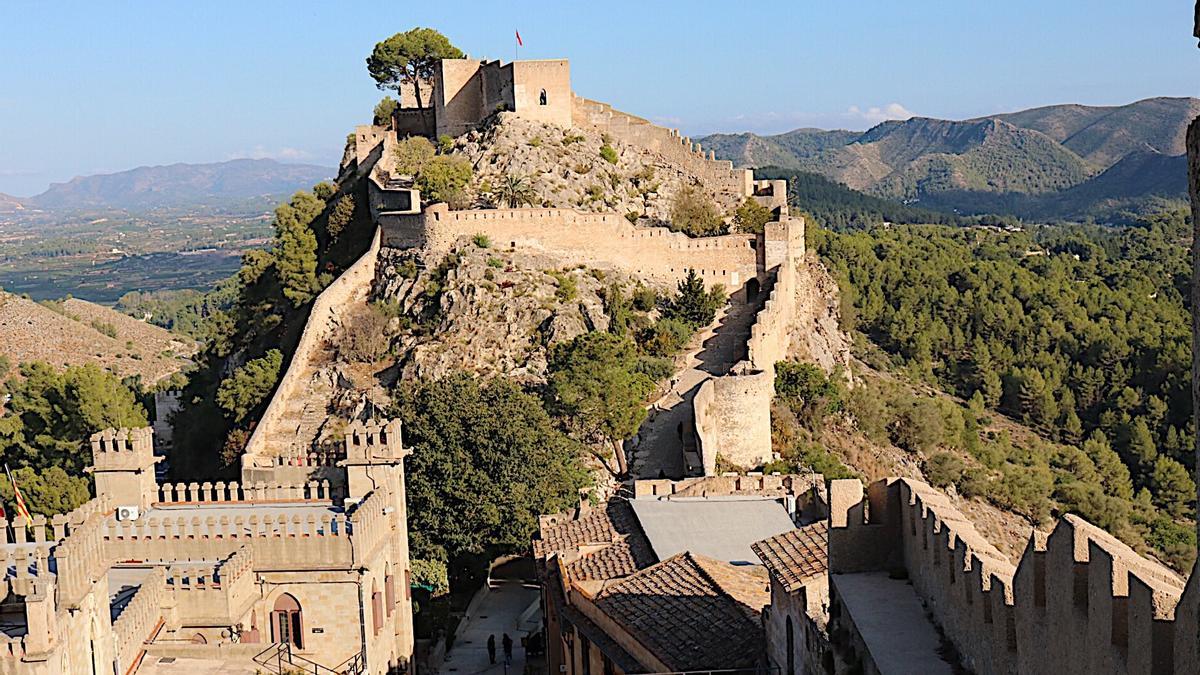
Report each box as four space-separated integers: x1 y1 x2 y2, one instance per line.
691 227 802 473
572 95 753 201
240 225 382 474
434 59 487 137
827 478 1193 675
386 203 759 290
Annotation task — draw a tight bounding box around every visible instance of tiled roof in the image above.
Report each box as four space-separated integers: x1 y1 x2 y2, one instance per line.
751 522 828 592
534 501 655 581
565 538 657 582
593 552 769 672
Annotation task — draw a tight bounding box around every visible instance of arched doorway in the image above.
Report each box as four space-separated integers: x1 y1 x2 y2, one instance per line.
272 593 304 649
539 89 548 106
746 278 761 302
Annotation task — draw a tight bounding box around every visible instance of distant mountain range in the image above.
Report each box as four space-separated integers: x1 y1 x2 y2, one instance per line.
0 158 335 212
701 97 1199 221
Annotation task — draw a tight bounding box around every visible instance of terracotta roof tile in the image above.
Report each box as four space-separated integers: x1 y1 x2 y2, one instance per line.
535 501 655 581
751 522 828 592
593 552 769 672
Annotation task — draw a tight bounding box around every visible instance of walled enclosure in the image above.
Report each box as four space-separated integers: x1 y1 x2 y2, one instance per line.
2 421 415 674
362 71 806 476
825 477 1199 674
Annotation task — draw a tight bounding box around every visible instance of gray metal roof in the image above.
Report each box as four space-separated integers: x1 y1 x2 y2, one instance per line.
628 497 795 565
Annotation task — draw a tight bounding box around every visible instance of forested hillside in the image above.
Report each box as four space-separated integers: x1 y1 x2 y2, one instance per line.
707 98 1197 223
811 210 1196 568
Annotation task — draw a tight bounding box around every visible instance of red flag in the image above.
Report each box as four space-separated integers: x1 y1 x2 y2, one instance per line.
515 30 523 47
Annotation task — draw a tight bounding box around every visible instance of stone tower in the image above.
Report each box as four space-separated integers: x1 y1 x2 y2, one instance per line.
340 418 415 665
87 427 159 512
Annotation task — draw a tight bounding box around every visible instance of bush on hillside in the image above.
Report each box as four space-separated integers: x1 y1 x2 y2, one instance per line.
669 185 726 237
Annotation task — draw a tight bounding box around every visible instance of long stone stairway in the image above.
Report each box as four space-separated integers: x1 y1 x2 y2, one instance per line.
627 285 767 479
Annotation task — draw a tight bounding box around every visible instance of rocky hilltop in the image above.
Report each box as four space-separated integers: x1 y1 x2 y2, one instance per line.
456 113 743 224
374 246 659 383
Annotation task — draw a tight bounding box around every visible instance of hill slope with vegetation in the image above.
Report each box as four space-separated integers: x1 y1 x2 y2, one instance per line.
703 97 1197 222
806 210 1196 569
0 292 196 384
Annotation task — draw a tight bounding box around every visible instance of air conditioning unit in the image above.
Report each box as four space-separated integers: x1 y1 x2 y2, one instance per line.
116 506 141 522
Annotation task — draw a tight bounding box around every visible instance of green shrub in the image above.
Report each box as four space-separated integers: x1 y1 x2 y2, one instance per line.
637 317 694 357
437 134 455 154
599 144 618 164
664 269 726 327
472 233 491 249
373 96 398 126
528 136 542 148
417 155 473 204
733 197 773 234
91 320 118 339
669 185 725 237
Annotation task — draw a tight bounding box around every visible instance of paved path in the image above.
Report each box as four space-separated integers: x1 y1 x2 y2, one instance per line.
439 561 542 675
627 289 765 479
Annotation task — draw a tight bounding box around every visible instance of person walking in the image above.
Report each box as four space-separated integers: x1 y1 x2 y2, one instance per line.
502 633 514 666
487 634 497 665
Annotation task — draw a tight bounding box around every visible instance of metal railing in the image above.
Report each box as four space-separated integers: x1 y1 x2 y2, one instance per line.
253 643 367 675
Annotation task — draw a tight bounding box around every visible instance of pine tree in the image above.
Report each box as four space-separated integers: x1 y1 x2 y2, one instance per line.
273 192 326 307
1150 456 1195 518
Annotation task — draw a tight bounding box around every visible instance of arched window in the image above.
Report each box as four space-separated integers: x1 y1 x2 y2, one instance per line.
272 593 304 649
385 573 396 616
372 581 384 635
539 89 548 106
786 615 795 675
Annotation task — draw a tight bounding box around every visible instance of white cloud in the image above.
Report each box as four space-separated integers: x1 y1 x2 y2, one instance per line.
844 103 915 126
690 102 919 136
226 145 314 162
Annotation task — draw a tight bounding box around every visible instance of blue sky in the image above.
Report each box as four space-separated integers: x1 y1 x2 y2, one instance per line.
0 0 1195 196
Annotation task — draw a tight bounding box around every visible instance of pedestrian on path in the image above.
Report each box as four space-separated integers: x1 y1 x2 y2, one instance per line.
502 633 514 665
488 634 497 665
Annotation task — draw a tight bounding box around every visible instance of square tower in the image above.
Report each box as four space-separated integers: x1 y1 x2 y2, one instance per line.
87 427 159 511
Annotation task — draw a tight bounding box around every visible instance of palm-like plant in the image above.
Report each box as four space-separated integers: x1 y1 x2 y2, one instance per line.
494 174 538 208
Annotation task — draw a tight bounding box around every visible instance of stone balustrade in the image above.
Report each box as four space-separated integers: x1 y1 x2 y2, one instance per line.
155 479 339 505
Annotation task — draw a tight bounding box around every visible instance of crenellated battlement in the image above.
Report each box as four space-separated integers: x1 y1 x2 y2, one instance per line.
89 427 155 468
827 477 1196 674
155 479 340 505
343 419 407 463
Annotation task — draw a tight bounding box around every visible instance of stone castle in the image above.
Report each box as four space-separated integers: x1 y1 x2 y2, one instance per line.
1 421 413 674
5 46 1200 675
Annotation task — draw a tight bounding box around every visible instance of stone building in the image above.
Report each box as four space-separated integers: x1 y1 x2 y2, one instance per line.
0 421 414 674
391 57 572 138
532 475 827 675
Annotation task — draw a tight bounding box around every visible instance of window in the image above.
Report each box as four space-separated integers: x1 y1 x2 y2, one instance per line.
786 615 795 675
580 635 591 675
539 89 548 106
372 584 384 635
385 574 396 616
272 593 304 649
